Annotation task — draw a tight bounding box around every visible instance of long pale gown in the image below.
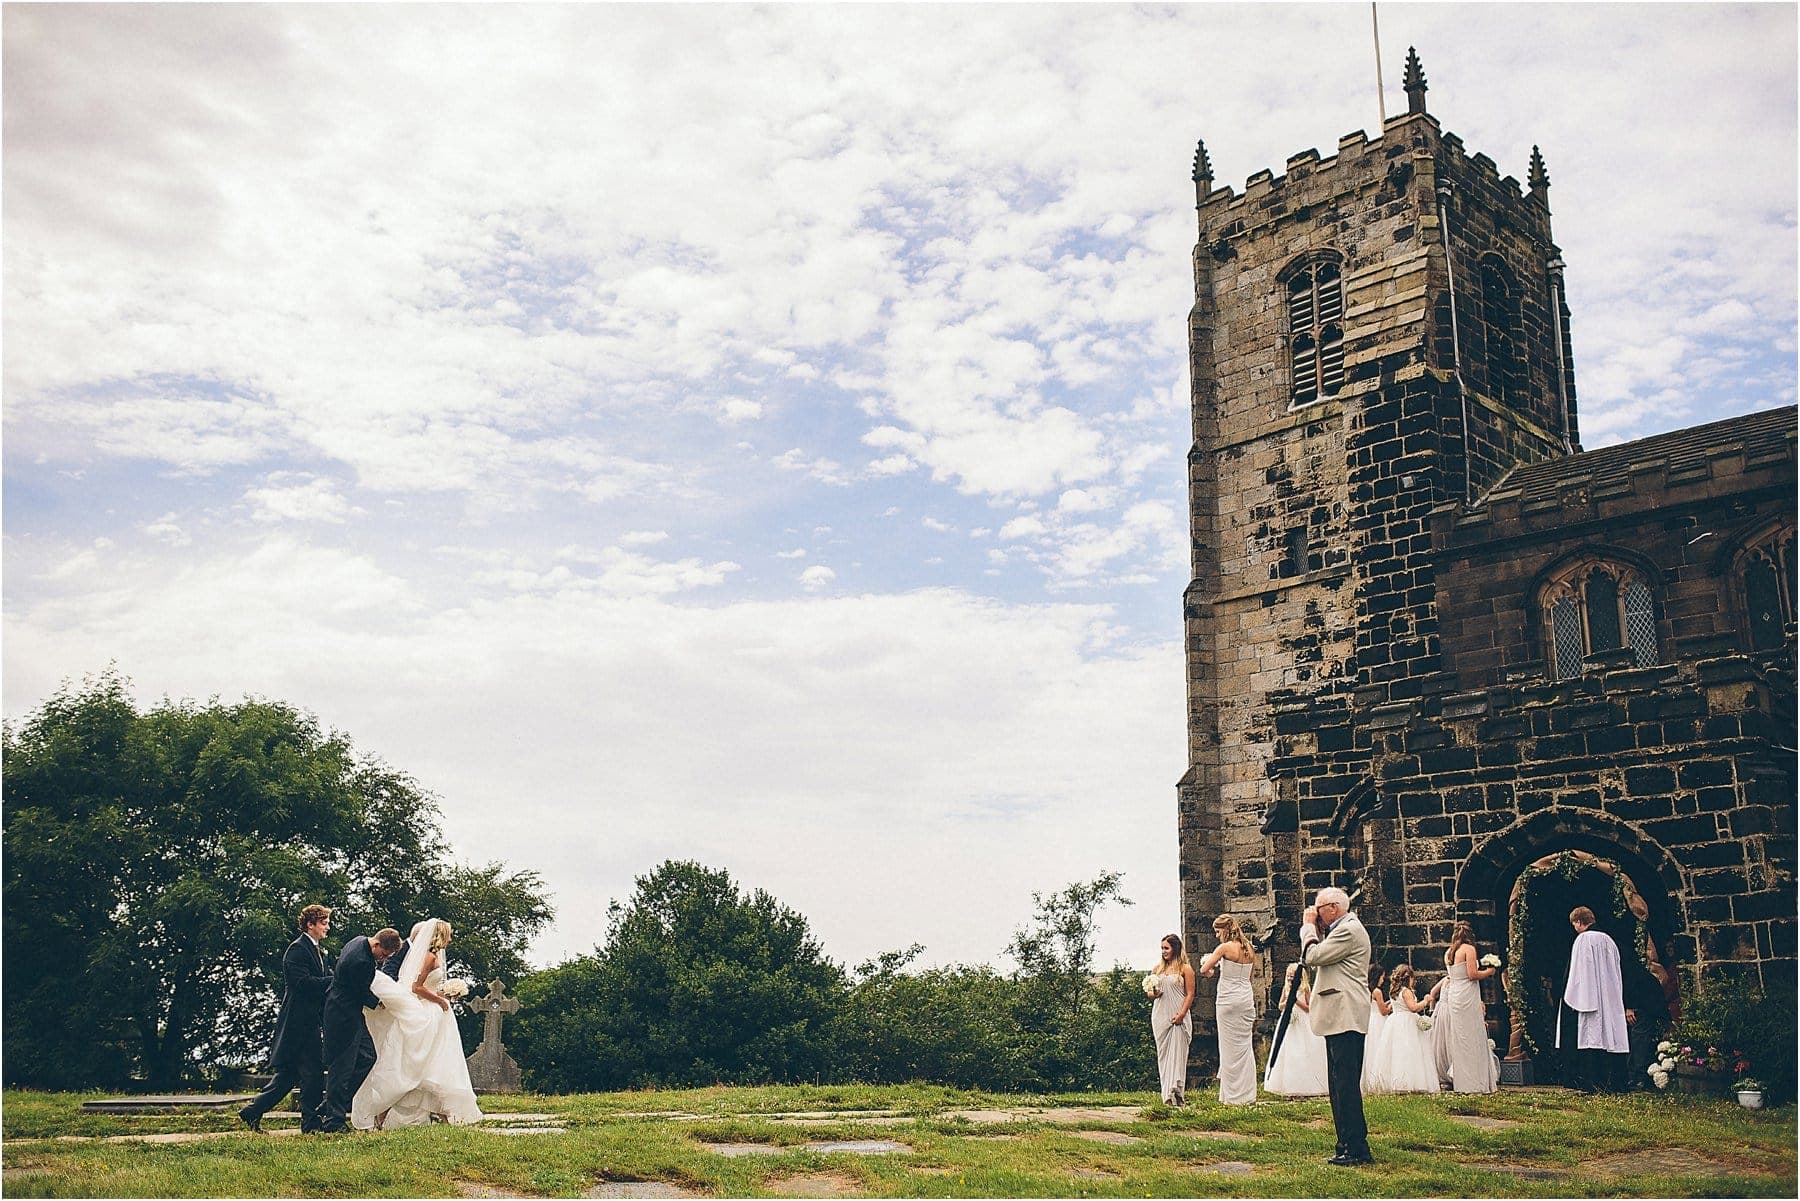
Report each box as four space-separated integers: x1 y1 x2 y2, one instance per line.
1151 971 1193 1104
1264 1001 1328 1096
1214 959 1258 1105
1439 959 1498 1093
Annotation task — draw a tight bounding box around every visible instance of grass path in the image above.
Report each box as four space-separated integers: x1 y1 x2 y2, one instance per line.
4 1083 1793 1197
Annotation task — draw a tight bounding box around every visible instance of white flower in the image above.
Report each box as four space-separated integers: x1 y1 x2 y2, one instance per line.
1416 1015 1434 1032
1141 973 1161 998
1480 953 1502 969
441 978 472 1000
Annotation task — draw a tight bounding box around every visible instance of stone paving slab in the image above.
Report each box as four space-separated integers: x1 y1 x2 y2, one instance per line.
454 1183 534 1199
939 1105 1142 1126
1069 1130 1142 1145
703 1142 786 1157
1206 1161 1256 1176
486 1125 568 1136
806 1139 910 1155
762 1170 864 1197
80 1094 257 1113
1449 1114 1520 1131
481 1113 563 1124
1586 1147 1739 1179
582 1183 704 1199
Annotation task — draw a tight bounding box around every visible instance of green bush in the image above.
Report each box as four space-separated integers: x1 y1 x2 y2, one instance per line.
1673 969 1797 1104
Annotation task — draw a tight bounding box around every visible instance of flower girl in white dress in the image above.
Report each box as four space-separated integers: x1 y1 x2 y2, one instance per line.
1363 963 1438 1093
1362 965 1392 1092
1263 962 1329 1097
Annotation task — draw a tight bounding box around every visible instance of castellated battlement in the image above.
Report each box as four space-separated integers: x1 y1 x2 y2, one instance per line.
1198 112 1547 241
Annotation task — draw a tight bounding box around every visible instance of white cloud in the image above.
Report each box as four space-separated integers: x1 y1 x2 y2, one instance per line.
922 516 953 533
141 512 191 547
799 565 837 591
867 454 917 476
718 396 764 424
244 474 360 524
620 530 670 547
999 516 1047 540
776 548 807 560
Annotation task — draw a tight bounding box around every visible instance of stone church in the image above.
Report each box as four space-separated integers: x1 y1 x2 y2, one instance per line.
1176 50 1796 1074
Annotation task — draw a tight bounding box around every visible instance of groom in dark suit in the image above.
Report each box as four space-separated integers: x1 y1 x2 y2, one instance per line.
240 904 334 1132
318 927 403 1133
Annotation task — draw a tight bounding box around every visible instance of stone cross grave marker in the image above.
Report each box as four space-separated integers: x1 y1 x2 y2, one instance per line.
465 980 523 1094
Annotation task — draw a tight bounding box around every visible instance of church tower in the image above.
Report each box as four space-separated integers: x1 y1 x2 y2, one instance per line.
1178 51 1577 989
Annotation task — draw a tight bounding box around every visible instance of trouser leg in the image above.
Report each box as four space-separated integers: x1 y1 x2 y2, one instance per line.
296 1055 325 1130
1325 1031 1369 1158
243 1066 298 1121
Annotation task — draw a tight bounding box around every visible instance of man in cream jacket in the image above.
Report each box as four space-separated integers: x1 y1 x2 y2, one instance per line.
1300 885 1373 1166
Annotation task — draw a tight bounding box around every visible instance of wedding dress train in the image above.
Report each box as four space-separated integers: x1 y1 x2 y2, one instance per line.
351 919 483 1129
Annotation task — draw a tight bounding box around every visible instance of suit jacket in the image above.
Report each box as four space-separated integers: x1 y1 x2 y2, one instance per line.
268 934 333 1068
323 936 382 1049
380 939 409 983
1300 911 1372 1036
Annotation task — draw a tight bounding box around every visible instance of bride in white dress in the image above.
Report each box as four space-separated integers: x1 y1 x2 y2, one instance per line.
352 918 483 1129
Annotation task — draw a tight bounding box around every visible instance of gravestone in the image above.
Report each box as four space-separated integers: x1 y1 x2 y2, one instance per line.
465 980 522 1093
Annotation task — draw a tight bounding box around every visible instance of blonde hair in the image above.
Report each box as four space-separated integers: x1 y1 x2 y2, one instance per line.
1157 933 1189 971
429 920 454 952
1388 963 1416 993
1212 914 1250 953
1448 920 1476 959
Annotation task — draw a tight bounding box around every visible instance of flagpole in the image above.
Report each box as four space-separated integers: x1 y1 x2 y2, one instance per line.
1372 3 1388 125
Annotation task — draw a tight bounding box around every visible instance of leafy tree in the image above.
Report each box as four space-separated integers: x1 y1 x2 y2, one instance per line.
2 671 553 1089
1004 871 1140 1088
511 860 846 1091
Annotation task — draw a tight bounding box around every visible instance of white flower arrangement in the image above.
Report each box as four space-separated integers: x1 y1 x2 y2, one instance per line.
1480 953 1502 969
1415 1014 1433 1032
1141 973 1161 998
441 978 473 1000
1649 1045 1681 1089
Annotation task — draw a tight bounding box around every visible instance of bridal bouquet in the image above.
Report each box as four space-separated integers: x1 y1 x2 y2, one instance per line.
441 978 473 1000
1415 1014 1434 1032
1480 953 1502 968
1141 973 1161 998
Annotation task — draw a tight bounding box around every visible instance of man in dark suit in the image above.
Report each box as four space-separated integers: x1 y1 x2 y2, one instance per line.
318 927 403 1133
240 904 335 1132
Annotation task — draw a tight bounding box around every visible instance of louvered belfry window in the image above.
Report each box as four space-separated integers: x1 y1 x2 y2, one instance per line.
1287 257 1345 405
1542 561 1661 679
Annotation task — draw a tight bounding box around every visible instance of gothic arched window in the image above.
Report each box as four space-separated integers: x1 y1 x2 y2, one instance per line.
1736 525 1796 651
1284 254 1345 406
1480 256 1520 406
1541 559 1660 679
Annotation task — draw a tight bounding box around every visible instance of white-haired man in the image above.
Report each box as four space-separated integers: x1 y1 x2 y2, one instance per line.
1300 885 1373 1166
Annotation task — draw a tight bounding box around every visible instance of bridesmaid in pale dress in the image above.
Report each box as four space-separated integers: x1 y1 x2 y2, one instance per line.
1149 934 1196 1105
1429 921 1500 1093
1198 914 1258 1105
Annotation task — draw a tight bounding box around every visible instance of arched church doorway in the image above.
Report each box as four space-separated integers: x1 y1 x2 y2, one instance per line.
1501 849 1672 1083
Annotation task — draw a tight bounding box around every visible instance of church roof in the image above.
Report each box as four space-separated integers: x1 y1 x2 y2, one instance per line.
1494 405 1797 507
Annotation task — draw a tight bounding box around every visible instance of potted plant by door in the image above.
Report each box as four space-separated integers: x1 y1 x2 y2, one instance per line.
1734 1077 1765 1110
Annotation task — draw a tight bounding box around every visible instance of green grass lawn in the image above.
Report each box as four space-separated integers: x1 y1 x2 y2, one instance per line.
3 1083 1793 1198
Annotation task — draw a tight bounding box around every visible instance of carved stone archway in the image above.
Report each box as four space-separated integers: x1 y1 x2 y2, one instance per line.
1499 849 1668 1066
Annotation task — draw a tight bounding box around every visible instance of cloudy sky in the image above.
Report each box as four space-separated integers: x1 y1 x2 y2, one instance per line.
5 4 1794 973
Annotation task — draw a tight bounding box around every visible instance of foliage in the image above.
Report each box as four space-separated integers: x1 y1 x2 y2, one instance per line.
514 867 1155 1094
1672 969 1797 1104
2 671 552 1089
511 860 846 1091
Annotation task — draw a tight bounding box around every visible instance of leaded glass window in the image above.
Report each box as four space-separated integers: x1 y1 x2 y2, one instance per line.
1542 561 1661 679
1739 529 1796 651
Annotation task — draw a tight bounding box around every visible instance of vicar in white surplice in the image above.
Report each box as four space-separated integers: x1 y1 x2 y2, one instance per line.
1555 905 1629 1093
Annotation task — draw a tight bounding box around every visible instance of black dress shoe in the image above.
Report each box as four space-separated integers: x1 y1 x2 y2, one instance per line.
1327 1152 1374 1166
238 1107 262 1132
318 1119 349 1134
